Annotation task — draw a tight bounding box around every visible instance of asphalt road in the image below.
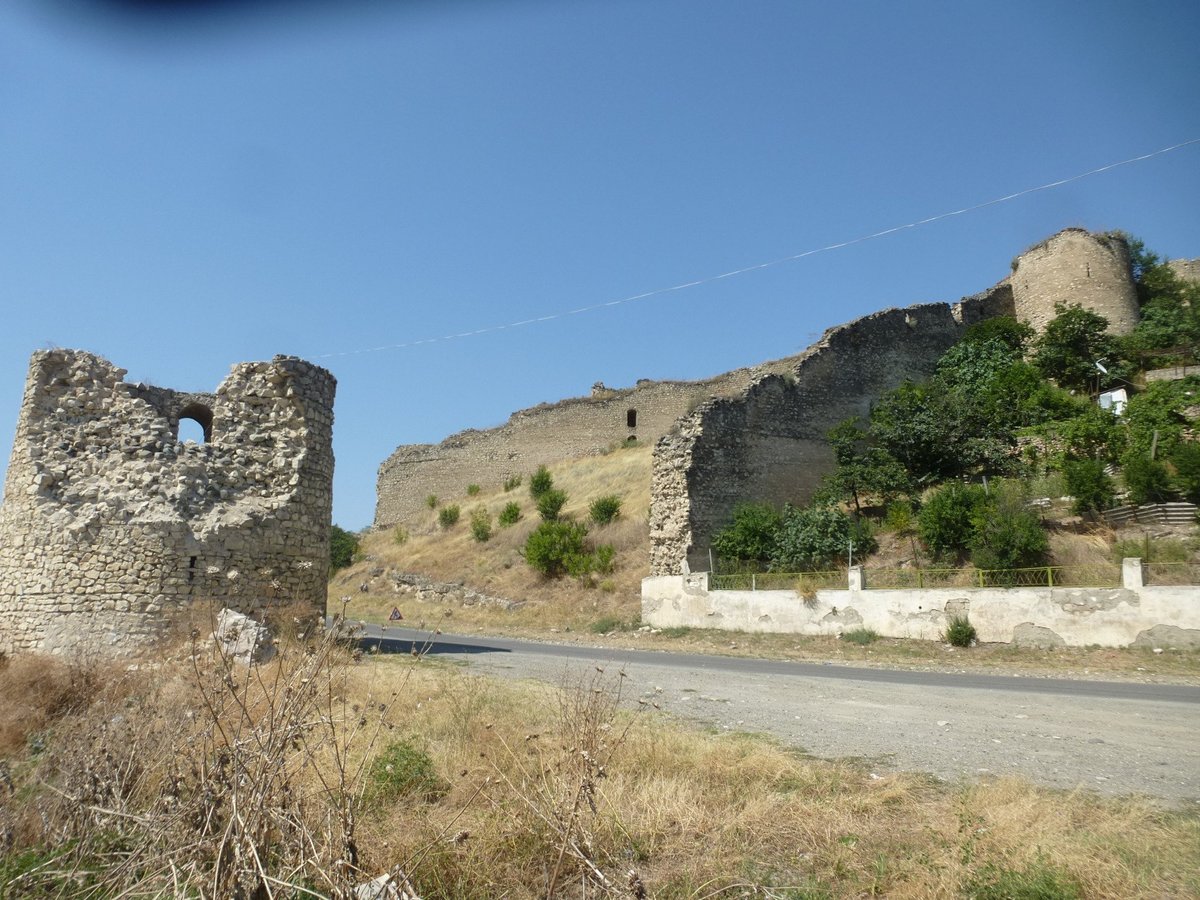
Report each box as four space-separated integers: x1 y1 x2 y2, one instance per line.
350 624 1200 804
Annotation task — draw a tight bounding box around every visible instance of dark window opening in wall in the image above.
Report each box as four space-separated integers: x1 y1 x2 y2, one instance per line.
627 409 637 428
177 402 214 443
188 556 197 583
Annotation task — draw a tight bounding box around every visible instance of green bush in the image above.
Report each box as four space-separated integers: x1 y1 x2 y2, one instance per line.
1063 459 1114 515
469 507 492 543
466 483 481 496
498 501 522 527
1122 452 1174 505
918 483 988 560
1170 442 1200 504
329 524 359 572
594 544 615 575
537 487 568 521
503 474 522 492
425 494 438 509
588 615 624 634
712 503 782 564
529 465 554 500
438 504 460 528
969 486 1048 572
944 615 977 647
770 504 875 571
589 494 622 525
365 739 446 806
391 526 408 546
842 627 879 646
523 520 589 578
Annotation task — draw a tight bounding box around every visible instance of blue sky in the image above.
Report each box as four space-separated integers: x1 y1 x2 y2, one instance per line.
2 0 1198 530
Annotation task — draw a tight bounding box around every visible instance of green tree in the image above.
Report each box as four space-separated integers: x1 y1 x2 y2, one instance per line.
711 503 782 564
1032 304 1121 392
537 487 568 521
529 465 554 500
1170 443 1200 504
329 524 359 572
824 419 912 513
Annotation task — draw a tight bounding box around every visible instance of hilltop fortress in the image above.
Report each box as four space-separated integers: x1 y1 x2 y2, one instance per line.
376 228 1155 567
0 352 335 655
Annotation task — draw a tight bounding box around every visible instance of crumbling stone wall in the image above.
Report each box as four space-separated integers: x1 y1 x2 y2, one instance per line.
649 301 982 575
374 364 793 527
1010 228 1139 335
0 349 336 656
1168 258 1200 285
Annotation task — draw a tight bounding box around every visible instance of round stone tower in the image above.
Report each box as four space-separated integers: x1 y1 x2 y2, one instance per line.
1010 228 1140 335
0 350 336 657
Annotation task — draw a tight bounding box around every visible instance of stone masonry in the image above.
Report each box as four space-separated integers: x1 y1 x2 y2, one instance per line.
0 350 336 656
1010 228 1140 335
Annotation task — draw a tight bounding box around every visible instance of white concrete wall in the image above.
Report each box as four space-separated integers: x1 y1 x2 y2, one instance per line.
641 573 1200 649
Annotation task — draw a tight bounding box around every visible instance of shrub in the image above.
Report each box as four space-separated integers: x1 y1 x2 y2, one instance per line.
588 615 623 635
438 504 460 528
503 473 522 492
594 544 615 575
1063 459 1114 515
329 524 359 572
537 487 568 521
771 504 875 571
712 503 782 564
918 483 988 560
523 520 589 578
425 494 438 509
944 615 976 647
842 627 879 646
589 494 622 525
529 465 554 500
1170 442 1200 504
469 507 492 542
1122 452 1174 505
969 486 1049 572
365 739 446 806
391 526 408 546
498 501 522 527
466 483 481 496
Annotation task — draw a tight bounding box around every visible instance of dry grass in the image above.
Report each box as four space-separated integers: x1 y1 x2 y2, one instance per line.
3 645 1198 899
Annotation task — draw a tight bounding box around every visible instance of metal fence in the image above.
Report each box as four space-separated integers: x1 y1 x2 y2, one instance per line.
1145 561 1200 585
709 564 1125 591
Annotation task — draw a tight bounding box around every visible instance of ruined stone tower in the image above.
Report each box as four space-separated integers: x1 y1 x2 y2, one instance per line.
1010 228 1140 335
0 350 336 656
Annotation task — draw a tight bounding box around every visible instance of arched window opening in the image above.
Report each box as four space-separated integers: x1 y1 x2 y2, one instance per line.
177 402 214 444
626 409 637 429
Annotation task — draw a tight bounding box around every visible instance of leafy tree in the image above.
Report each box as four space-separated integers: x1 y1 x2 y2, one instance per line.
329 524 359 572
918 483 988 560
824 419 911 513
1122 377 1199 459
711 503 782 564
1032 304 1121 392
959 315 1035 354
770 504 875 571
1063 459 1115 515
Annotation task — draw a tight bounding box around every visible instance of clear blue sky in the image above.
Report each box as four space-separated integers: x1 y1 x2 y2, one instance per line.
2 0 1198 530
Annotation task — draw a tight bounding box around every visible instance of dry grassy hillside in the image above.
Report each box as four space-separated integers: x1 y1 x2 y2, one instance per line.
338 444 651 633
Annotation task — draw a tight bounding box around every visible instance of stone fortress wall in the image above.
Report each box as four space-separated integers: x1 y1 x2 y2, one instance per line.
0 350 336 656
374 361 796 527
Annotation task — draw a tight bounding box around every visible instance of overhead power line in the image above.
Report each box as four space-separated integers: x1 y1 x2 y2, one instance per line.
315 137 1200 360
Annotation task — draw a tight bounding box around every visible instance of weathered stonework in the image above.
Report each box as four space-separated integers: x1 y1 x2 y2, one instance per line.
374 363 794 528
649 301 980 575
0 350 336 656
1168 258 1200 285
1010 228 1140 335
